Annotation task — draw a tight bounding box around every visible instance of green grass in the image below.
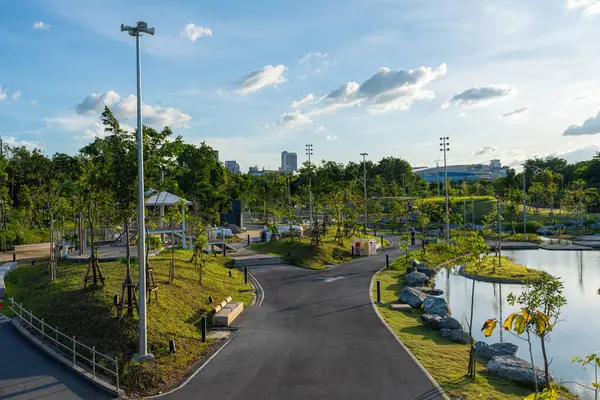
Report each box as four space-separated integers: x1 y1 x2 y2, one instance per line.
372 269 535 399
500 233 542 243
250 230 389 269
4 249 253 396
465 255 545 281
388 242 462 272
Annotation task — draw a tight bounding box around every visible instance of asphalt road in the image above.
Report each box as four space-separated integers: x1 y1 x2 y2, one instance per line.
0 321 112 400
163 242 445 400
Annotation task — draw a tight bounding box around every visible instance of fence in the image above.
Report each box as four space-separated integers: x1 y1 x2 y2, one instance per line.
8 297 119 390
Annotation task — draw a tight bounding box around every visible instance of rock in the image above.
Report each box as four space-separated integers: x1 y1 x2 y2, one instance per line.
475 342 518 359
439 317 462 330
410 258 420 266
399 286 429 308
405 271 429 287
487 355 551 385
420 314 444 329
406 266 417 273
423 296 451 317
415 287 444 296
390 303 412 312
440 328 472 344
416 267 436 277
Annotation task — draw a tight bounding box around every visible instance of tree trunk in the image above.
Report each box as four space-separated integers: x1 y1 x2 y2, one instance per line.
468 276 476 378
526 330 539 395
539 333 550 386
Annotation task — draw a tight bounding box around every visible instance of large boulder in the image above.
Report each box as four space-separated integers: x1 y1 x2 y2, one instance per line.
423 296 451 317
440 316 462 330
420 314 444 329
475 342 518 359
405 271 429 287
440 328 472 344
415 287 444 296
487 355 551 385
410 258 421 266
399 286 429 308
416 266 437 277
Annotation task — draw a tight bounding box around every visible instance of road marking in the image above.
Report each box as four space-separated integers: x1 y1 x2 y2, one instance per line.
315 276 345 283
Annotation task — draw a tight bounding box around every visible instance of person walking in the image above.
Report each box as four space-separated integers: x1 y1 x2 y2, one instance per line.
410 228 416 246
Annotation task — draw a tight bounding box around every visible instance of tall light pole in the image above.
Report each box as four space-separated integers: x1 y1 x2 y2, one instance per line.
523 169 527 237
305 144 313 228
439 137 450 241
361 153 368 234
121 21 155 362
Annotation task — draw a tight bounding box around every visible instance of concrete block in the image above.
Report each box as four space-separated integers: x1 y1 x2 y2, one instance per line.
225 296 232 303
213 304 222 313
212 302 244 327
390 303 412 312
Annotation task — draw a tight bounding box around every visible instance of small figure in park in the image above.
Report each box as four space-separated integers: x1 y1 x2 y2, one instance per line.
410 228 416 246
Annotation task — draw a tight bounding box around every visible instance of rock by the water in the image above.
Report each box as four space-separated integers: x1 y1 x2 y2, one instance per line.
423 296 450 317
399 286 429 308
406 266 417 273
420 314 444 329
415 287 444 296
440 328 471 344
405 271 429 287
487 355 551 385
410 258 420 266
440 316 462 330
475 342 518 359
416 267 436 277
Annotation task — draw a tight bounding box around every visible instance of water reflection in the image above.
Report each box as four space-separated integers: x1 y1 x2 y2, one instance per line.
435 249 600 399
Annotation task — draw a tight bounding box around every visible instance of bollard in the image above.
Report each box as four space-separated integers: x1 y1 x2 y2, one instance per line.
244 267 248 284
376 280 381 303
381 236 384 246
223 246 226 256
169 339 176 353
201 316 207 343
208 295 213 303
228 270 232 278
247 234 250 246
386 254 389 269
113 295 119 305
12 252 15 262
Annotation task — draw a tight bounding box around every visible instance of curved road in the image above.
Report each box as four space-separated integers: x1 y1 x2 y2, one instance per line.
0 321 112 399
163 243 445 400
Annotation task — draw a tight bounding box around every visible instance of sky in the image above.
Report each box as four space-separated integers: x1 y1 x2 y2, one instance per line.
3 0 600 172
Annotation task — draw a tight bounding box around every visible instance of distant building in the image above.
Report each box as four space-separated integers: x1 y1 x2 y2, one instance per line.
413 159 508 182
214 150 219 161
281 151 298 173
249 166 264 176
225 160 240 174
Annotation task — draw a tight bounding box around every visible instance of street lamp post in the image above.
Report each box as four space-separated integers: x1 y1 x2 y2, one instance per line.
121 21 155 362
439 137 450 241
523 169 527 237
305 144 313 229
361 153 368 234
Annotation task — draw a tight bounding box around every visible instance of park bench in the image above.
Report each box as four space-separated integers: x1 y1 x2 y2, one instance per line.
212 296 244 327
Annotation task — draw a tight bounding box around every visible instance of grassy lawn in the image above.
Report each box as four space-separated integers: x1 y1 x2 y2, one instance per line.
372 269 534 399
3 248 253 396
465 255 545 281
250 230 389 269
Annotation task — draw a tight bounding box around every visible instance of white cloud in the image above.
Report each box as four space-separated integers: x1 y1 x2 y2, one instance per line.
0 87 8 101
274 111 312 129
563 111 600 136
45 115 97 131
76 90 121 115
473 146 499 156
326 135 338 140
565 0 600 16
33 21 50 30
314 126 326 133
30 100 37 106
299 52 328 66
290 93 314 109
442 85 515 108
181 23 213 41
501 107 529 118
310 63 447 114
11 91 21 101
298 52 331 74
236 64 287 95
2 136 41 150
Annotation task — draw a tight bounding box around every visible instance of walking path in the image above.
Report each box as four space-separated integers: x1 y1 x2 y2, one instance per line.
162 241 445 400
0 322 112 400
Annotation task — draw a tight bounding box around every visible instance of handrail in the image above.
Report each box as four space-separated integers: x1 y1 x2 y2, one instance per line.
7 297 119 390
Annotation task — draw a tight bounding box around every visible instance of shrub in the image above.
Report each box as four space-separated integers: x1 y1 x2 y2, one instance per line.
513 221 543 234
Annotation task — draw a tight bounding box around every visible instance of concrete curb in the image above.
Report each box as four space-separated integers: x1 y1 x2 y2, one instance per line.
369 267 450 400
247 271 264 307
147 329 241 398
9 318 124 399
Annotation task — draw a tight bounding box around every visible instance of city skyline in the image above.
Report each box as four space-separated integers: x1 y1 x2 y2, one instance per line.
3 1 600 172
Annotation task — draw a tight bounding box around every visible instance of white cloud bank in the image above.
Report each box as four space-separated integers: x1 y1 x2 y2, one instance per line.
181 23 212 41
33 21 50 30
274 111 312 129
563 110 600 136
236 65 287 95
565 0 600 16
472 146 499 156
443 85 515 108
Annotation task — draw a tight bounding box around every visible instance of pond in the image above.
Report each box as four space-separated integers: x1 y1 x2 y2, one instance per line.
434 249 600 399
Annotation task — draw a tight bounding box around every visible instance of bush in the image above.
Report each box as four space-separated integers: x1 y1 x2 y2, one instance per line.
513 221 543 234
502 233 542 244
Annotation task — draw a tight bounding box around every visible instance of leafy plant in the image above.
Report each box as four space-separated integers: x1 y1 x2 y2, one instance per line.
572 352 600 400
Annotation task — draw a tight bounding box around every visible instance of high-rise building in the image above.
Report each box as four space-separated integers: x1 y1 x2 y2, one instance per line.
281 151 298 173
225 160 240 174
214 150 219 161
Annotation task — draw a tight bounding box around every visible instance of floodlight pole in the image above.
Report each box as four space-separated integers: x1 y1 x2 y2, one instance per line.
122 21 155 362
361 153 368 234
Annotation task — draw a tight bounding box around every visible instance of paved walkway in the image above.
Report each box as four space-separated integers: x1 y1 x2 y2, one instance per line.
0 322 112 400
162 241 444 400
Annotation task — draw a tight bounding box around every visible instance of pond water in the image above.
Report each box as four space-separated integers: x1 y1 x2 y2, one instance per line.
434 249 600 399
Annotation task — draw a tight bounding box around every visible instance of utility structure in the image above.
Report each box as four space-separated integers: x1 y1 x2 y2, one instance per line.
120 20 155 363
523 169 527 237
439 137 450 241
360 153 368 234
305 144 313 229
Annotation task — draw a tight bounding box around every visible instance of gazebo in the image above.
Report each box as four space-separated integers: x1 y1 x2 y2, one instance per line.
145 191 193 249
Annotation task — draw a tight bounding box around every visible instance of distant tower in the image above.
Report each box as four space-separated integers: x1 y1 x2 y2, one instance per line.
281 151 298 173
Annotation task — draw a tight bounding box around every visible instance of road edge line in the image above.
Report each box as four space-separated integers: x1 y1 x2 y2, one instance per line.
369 266 451 400
247 271 264 307
148 328 241 398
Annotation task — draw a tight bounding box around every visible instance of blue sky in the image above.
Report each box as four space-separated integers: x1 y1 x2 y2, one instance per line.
3 0 600 171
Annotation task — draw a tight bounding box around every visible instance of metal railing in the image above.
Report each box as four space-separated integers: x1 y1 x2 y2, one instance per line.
8 297 119 390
